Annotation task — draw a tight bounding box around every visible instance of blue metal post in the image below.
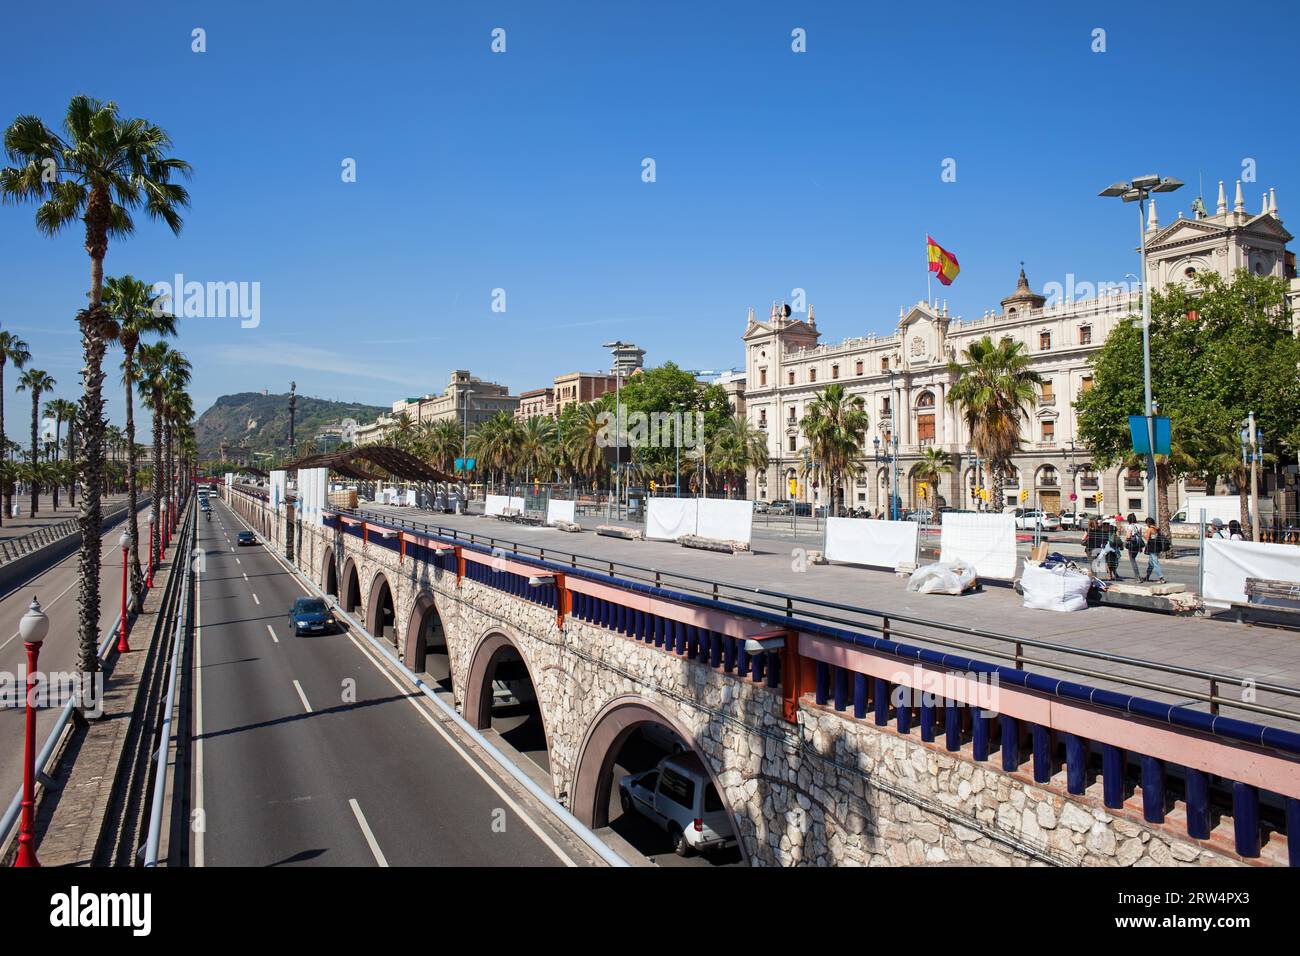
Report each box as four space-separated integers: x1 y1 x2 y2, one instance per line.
709 631 723 669
873 678 889 726
673 620 686 655
833 667 849 712
919 698 935 743
1000 716 1019 772
1232 782 1260 858
1031 724 1051 784
1064 734 1087 794
815 661 829 706
751 651 764 683
945 701 960 752
1101 745 1124 809
1140 756 1165 824
766 653 780 688
853 674 868 720
1185 768 1210 839
723 635 736 672
1287 798 1299 868
972 712 990 761
896 694 912 734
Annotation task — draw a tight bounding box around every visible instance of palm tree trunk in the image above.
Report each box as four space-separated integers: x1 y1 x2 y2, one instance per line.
1155 460 1172 537
0 360 6 528
29 394 39 516
151 393 163 573
124 353 144 606
51 419 62 510
75 306 111 678
68 423 77 507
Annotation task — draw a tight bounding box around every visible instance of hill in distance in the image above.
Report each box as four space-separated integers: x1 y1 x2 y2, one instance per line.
194 391 385 456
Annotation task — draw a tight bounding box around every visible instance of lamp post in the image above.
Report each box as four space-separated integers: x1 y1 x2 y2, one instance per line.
118 530 132 652
602 342 630 519
1100 174 1182 523
873 434 901 520
1241 413 1264 542
15 596 49 867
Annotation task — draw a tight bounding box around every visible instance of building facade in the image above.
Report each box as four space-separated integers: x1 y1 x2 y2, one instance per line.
744 181 1298 517
355 371 519 445
515 371 621 422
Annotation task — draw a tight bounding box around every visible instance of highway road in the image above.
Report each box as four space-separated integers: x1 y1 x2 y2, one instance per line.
0 509 137 804
191 496 599 866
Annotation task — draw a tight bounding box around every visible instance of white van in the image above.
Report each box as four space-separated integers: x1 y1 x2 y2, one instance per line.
617 751 736 857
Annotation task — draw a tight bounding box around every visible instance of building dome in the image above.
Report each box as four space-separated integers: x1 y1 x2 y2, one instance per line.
1000 266 1046 314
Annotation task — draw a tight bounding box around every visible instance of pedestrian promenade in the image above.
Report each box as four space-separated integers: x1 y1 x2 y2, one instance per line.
359 503 1300 733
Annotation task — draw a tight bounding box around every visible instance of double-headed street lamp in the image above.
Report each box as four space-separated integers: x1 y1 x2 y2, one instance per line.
873 433 900 520
147 512 155 589
15 596 49 867
1100 173 1182 521
1240 412 1265 542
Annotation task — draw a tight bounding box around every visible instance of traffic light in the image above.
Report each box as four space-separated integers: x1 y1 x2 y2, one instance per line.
1019 489 1028 503
788 477 797 496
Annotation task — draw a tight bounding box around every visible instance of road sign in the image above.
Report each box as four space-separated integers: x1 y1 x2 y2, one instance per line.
1128 415 1171 456
1069 492 1077 502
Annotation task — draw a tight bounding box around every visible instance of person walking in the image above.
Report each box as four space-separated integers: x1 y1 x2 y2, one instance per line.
1124 512 1143 579
1103 521 1123 581
1141 517 1167 584
1081 517 1099 574
1228 519 1245 541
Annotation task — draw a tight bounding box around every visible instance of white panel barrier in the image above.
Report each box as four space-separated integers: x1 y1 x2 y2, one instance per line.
939 513 1019 580
1203 538 1300 608
824 517 919 569
646 498 697 540
269 470 287 510
696 499 753 545
485 494 525 517
546 499 576 526
646 499 753 545
298 467 328 525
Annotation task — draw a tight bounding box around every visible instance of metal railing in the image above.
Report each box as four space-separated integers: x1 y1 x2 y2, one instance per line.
342 506 1300 730
0 497 149 566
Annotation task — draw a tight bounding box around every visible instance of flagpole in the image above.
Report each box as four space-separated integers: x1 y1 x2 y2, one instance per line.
926 234 932 306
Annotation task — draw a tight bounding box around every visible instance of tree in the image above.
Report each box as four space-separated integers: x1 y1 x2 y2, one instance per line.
709 413 769 498
44 397 77 508
915 446 954 507
2 95 191 678
516 416 557 483
946 335 1042 508
107 274 177 604
16 368 54 514
800 383 870 517
469 412 522 486
137 344 190 574
0 331 30 526
561 403 607 486
1075 270 1298 535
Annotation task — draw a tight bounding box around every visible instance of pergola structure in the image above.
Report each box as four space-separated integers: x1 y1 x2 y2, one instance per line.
281 445 455 484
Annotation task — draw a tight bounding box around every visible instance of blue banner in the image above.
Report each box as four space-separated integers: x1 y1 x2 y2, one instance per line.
1128 415 1171 456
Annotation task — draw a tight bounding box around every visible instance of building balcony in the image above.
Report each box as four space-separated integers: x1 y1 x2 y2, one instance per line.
1124 479 1144 490
1080 478 1099 490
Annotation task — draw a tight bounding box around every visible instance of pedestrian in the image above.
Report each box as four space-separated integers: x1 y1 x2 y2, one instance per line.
1228 519 1245 541
1124 512 1142 579
1104 522 1123 580
1142 517 1167 584
1081 517 1100 573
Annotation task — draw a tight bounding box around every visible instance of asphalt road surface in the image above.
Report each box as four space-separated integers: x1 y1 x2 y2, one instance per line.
192 496 596 866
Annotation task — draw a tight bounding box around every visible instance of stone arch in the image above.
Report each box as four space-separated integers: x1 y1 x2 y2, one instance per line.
462 628 552 759
366 569 397 643
341 557 362 616
570 696 749 863
322 549 339 598
403 590 452 690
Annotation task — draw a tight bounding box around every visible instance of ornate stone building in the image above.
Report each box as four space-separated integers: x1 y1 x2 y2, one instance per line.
743 182 1297 517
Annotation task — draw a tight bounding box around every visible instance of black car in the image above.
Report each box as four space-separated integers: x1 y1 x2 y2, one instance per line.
237 531 256 546
289 597 337 636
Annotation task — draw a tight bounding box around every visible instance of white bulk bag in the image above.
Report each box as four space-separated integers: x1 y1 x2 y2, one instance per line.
1021 561 1091 612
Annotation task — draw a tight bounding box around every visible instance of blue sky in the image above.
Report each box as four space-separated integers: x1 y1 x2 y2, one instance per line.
2 0 1297 441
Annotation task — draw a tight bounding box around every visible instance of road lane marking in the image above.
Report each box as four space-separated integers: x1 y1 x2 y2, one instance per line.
235 558 241 565
266 624 280 644
252 592 260 606
349 799 389 867
242 572 248 581
292 679 312 712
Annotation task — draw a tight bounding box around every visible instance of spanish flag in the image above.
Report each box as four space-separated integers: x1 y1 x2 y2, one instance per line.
927 235 960 286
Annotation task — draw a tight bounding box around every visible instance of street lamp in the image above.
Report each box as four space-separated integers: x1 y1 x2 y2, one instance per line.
15 596 49 867
1100 173 1182 522
118 530 132 652
603 341 630 518
873 434 901 520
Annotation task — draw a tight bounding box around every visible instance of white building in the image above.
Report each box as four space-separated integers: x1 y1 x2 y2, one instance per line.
743 181 1297 517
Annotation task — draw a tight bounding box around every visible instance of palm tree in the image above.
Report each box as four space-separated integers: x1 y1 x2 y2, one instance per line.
516 416 557 483
469 412 522 487
43 397 77 508
0 460 18 519
3 95 191 677
800 383 870 517
709 413 770 498
424 419 463 474
562 403 607 486
946 336 1043 508
16 368 54 514
162 375 193 518
136 343 179 574
914 446 954 509
106 274 176 603
0 331 30 526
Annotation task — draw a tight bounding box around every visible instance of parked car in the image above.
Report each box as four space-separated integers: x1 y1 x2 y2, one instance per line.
752 500 769 514
1013 509 1061 531
617 751 737 857
288 597 337 636
237 530 257 546
767 500 792 515
906 508 936 523
1059 510 1092 530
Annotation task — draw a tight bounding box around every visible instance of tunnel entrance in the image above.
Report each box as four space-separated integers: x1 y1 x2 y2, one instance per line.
342 561 361 616
368 575 396 645
405 594 452 693
467 636 549 774
573 703 746 867
324 556 338 599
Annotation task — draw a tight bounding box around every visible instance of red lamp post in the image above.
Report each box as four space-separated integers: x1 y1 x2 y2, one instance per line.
15 596 49 867
146 513 155 590
162 496 170 554
117 530 132 653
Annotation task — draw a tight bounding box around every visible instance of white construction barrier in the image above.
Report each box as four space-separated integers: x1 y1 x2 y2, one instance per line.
1203 538 1300 608
269 470 287 510
939 512 1018 580
645 498 753 546
824 517 919 569
546 498 576 526
297 467 328 525
485 494 526 517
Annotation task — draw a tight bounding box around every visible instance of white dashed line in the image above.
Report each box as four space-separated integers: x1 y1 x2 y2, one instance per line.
252 592 260 606
349 799 389 867
266 624 279 644
292 679 312 712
